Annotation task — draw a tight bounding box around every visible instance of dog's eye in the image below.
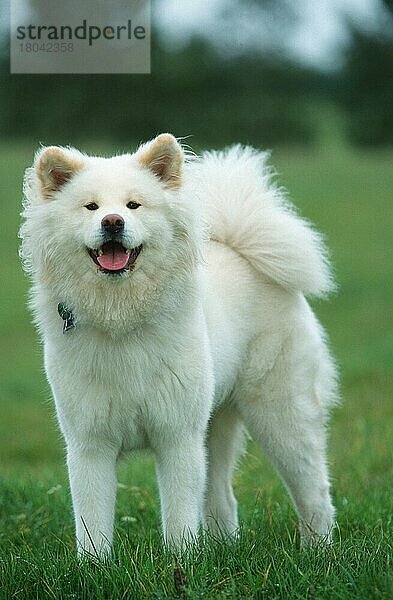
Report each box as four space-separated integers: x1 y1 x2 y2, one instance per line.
85 202 99 211
126 201 141 210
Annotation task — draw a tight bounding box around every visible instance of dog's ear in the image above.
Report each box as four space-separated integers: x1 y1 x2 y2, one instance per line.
35 146 84 199
137 134 183 189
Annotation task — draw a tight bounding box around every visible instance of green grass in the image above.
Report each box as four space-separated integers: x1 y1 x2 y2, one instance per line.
0 140 392 598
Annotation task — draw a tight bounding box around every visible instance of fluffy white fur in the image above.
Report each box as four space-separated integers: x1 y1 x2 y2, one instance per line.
20 134 338 558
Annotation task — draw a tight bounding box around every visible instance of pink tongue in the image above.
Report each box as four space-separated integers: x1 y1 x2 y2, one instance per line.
97 247 129 271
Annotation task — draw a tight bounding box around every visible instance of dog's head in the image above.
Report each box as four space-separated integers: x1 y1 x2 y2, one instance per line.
21 134 201 327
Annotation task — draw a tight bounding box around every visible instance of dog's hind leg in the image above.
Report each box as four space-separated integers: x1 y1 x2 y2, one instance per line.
236 353 336 546
204 405 246 538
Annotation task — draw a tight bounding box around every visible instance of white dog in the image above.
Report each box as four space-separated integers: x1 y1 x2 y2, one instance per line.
20 134 338 558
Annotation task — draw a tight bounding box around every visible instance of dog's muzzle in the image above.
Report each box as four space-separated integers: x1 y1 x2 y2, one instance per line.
88 214 142 274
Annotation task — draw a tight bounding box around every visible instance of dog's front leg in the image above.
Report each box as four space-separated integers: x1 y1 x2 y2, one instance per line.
67 444 118 559
154 433 207 550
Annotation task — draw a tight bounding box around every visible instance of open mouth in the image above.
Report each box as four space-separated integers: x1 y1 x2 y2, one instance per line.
88 241 142 275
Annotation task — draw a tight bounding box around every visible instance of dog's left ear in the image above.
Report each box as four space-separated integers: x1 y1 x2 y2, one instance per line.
137 134 183 189
35 146 84 200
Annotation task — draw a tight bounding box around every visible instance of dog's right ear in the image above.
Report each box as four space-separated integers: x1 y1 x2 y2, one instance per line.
34 146 84 200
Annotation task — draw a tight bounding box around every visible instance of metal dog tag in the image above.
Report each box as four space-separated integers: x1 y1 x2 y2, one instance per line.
57 303 76 334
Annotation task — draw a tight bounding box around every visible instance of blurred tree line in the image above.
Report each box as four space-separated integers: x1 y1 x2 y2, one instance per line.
339 0 393 146
0 0 391 149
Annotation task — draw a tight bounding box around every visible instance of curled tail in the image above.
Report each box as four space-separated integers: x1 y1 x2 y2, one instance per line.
193 145 335 297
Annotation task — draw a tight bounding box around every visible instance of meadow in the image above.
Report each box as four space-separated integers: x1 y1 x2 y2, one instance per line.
0 140 392 598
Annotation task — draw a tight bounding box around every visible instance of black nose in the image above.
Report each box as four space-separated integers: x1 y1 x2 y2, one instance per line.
101 214 124 235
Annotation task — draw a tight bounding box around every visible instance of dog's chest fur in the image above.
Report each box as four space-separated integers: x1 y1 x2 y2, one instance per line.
43 308 213 452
